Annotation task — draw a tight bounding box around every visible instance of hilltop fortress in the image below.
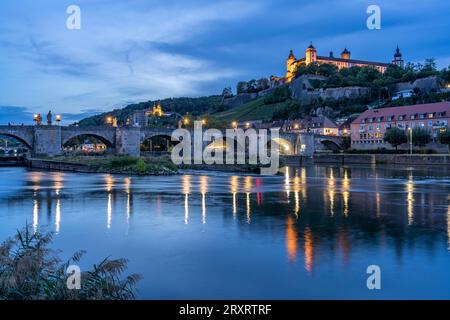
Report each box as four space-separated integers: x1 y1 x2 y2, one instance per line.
280 42 405 83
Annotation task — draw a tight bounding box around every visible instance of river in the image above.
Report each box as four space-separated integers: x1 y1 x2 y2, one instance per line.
0 165 449 299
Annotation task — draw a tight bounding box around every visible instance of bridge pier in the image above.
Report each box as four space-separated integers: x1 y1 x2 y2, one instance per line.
34 126 62 156
115 127 141 156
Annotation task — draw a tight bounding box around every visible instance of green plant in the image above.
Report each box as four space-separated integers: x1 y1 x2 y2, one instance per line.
135 158 147 174
108 156 138 168
0 225 141 300
264 86 291 104
384 127 407 150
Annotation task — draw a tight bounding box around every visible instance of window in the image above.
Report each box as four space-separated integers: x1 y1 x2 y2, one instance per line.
410 115 415 120
428 113 434 119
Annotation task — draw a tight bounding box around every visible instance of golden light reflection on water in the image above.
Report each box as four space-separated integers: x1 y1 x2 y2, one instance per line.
183 175 191 224
406 175 414 225
200 176 208 224
105 175 114 229
342 169 350 217
230 176 239 217
304 227 313 272
285 167 290 201
286 216 297 262
328 168 335 217
53 173 64 234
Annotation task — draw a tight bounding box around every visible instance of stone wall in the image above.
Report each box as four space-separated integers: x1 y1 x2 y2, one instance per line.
33 126 62 156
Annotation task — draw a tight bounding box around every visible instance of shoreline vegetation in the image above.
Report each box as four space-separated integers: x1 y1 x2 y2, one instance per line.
0 225 141 300
34 155 179 175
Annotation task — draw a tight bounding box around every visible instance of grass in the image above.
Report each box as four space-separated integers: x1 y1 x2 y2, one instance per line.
213 97 291 122
40 155 178 175
0 225 141 300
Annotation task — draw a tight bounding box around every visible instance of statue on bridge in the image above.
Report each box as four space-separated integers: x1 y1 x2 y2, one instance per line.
47 111 53 125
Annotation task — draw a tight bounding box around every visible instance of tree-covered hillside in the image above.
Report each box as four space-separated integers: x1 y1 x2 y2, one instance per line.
76 96 223 126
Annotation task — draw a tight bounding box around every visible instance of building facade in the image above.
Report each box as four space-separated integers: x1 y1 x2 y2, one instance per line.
350 102 450 148
284 116 338 136
285 43 403 83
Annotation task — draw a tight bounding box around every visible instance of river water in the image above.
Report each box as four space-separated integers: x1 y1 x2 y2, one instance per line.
0 165 449 299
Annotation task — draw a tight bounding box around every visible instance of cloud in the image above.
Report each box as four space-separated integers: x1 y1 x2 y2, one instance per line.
0 0 449 120
0 106 34 124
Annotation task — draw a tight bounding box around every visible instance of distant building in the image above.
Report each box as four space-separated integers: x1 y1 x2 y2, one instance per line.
300 116 339 136
392 89 414 100
283 42 404 83
350 102 450 148
130 102 165 127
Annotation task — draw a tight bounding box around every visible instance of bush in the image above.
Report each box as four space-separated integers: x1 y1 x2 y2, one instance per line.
108 156 138 168
0 225 141 300
412 128 431 147
135 158 147 174
264 86 291 104
384 127 407 150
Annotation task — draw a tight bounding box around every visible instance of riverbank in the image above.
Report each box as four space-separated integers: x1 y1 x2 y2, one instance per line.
313 153 450 165
26 155 178 175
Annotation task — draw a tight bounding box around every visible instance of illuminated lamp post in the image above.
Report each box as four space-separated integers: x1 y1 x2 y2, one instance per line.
33 114 38 126
232 121 238 129
55 115 62 125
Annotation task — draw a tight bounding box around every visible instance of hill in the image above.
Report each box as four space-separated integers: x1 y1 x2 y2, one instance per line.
77 95 223 126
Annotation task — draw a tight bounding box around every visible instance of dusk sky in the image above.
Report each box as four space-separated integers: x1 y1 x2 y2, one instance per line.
0 0 449 123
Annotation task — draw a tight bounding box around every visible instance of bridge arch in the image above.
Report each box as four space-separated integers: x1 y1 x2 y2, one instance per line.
62 133 114 149
319 139 342 152
0 131 33 149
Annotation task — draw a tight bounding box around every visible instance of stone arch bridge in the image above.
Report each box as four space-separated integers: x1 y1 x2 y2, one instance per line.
0 125 342 157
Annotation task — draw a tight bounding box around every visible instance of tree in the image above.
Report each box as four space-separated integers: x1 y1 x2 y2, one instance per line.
236 81 247 94
438 130 450 152
412 128 431 147
384 127 407 150
264 86 291 104
342 136 351 151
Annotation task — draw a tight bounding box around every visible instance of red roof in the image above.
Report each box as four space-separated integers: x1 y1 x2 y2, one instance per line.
352 102 450 124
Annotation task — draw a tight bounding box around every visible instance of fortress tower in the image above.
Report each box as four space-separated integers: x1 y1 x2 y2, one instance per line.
305 42 317 65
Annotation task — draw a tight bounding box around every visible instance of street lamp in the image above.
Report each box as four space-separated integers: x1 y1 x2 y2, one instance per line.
201 119 206 126
33 114 38 125
56 115 62 125
408 127 413 155
183 118 190 126
232 121 238 129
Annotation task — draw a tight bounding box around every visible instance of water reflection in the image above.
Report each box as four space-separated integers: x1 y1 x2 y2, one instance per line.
2 165 450 298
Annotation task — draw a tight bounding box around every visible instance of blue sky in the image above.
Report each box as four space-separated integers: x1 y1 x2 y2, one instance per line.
0 0 449 124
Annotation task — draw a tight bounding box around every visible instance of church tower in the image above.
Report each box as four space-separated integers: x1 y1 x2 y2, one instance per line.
341 48 351 60
305 42 317 65
392 45 404 67
286 50 297 83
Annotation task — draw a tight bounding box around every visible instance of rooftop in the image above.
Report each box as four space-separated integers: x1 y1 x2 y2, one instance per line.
352 102 450 124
